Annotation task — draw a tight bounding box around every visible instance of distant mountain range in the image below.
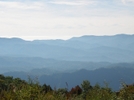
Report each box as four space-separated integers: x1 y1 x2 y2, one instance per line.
0 34 134 62
1 34 134 91
0 56 112 73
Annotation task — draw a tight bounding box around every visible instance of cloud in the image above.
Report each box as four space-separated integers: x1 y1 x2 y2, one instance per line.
0 1 45 10
121 0 134 5
0 0 134 40
49 0 96 6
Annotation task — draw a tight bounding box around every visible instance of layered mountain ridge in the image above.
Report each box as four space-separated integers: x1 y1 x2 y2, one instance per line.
0 34 134 62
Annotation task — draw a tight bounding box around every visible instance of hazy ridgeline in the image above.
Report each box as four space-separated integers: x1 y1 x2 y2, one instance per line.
0 34 134 90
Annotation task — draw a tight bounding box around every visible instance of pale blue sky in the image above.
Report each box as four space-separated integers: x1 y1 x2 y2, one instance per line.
0 0 134 40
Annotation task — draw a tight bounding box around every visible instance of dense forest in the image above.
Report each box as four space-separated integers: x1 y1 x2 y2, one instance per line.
0 74 134 100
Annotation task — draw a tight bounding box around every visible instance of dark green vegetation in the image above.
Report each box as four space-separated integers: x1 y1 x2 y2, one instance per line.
0 74 134 100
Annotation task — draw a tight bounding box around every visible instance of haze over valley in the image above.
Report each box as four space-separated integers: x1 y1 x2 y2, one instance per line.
0 34 134 90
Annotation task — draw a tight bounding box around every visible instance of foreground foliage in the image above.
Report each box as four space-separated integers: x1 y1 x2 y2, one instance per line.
0 74 134 100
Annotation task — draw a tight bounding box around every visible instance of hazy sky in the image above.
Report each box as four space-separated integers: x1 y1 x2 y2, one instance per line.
0 0 134 40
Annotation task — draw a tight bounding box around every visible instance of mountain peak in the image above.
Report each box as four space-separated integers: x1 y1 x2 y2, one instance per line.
0 37 26 43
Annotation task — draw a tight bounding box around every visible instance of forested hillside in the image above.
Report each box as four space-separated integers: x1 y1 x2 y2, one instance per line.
4 66 134 91
0 74 134 100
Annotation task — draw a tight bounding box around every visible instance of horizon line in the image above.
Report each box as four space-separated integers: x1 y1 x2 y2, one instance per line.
0 33 134 41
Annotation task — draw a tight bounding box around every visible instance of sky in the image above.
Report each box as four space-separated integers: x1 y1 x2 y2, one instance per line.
0 0 134 40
